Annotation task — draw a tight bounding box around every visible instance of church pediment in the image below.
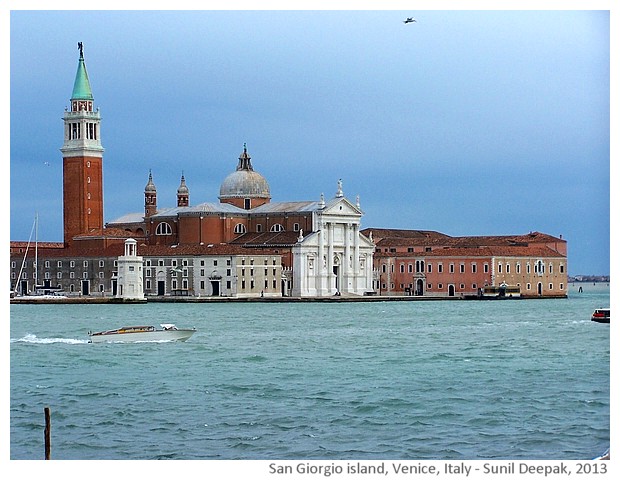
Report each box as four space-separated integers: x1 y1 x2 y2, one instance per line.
321 197 363 217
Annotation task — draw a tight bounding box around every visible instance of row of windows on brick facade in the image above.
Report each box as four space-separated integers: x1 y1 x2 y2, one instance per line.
384 260 565 275
143 257 279 268
155 222 295 235
390 282 566 291
12 256 280 280
144 278 279 291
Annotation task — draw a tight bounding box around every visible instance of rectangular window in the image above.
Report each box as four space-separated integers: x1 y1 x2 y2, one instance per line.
438 263 443 273
471 263 477 273
449 264 454 274
459 263 465 273
484 263 489 273
427 264 432 273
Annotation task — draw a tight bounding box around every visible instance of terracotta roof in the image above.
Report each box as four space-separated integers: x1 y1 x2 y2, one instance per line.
72 227 137 239
364 228 565 249
230 230 303 247
136 243 280 256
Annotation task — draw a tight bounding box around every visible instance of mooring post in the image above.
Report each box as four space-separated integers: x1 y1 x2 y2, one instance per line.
44 406 51 460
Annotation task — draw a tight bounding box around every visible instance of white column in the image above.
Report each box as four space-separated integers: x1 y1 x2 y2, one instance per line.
328 222 334 293
353 223 360 275
344 223 351 277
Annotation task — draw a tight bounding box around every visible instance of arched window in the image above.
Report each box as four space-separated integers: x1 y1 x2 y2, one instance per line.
234 223 247 234
155 222 173 235
270 224 284 232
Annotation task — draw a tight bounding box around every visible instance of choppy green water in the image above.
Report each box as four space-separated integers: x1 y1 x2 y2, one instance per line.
10 285 609 460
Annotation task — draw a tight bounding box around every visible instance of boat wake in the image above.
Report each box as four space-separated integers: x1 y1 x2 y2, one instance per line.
11 333 89 345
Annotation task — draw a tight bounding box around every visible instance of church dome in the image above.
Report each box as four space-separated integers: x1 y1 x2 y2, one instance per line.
219 145 270 200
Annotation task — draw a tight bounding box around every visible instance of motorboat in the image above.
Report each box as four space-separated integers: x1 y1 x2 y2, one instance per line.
88 324 196 343
591 308 610 324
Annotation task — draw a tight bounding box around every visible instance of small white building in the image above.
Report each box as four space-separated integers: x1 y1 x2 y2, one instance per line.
116 238 145 300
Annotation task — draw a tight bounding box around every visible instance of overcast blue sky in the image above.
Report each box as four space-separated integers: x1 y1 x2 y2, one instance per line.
7 7 612 275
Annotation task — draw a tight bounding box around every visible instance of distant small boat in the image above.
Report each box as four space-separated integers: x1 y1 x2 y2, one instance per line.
591 308 610 324
465 283 521 300
88 324 196 343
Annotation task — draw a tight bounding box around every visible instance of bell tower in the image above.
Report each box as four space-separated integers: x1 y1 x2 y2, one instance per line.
60 42 104 247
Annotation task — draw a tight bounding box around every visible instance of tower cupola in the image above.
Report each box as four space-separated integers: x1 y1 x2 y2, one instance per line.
177 173 189 207
144 170 157 217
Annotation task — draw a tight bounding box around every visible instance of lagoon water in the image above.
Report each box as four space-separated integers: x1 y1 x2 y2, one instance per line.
10 285 609 460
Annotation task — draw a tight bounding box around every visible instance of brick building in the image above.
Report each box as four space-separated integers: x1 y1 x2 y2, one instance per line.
365 229 568 298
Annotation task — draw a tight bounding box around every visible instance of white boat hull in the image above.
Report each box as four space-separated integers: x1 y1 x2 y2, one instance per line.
89 328 196 343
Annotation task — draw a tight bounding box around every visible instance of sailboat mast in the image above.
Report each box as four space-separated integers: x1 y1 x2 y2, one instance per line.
34 212 39 289
14 215 37 295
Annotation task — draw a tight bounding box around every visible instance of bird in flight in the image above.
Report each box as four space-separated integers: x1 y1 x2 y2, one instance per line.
403 17 417 24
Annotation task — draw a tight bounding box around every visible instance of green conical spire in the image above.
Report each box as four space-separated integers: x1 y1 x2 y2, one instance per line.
71 42 93 101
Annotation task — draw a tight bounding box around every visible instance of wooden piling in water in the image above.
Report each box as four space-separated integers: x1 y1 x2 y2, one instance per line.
44 407 51 460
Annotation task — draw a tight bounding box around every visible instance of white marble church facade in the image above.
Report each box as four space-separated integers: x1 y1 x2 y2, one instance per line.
292 188 375 297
